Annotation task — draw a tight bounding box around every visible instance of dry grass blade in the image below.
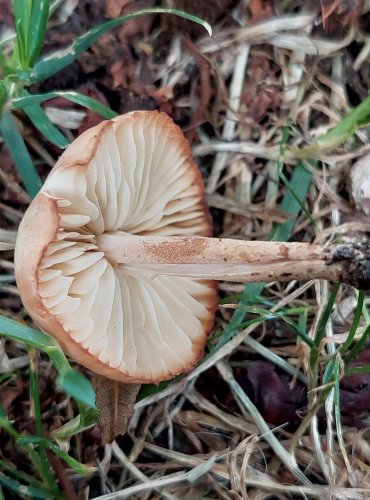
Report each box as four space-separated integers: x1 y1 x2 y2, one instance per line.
0 229 17 250
93 455 219 499
111 441 177 500
207 44 250 193
199 14 316 52
216 360 311 486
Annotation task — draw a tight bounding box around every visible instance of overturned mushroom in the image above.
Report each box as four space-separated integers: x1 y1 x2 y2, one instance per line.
15 111 217 385
15 111 370 387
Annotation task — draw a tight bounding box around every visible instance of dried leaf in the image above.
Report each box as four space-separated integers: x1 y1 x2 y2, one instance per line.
235 361 307 426
93 376 141 444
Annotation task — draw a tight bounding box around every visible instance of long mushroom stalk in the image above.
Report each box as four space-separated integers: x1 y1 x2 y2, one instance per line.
97 234 370 289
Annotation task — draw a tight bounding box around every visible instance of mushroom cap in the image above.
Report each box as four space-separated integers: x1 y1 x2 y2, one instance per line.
15 111 217 383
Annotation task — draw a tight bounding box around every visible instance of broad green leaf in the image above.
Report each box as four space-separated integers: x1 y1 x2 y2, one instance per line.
23 103 69 148
12 91 117 119
31 8 211 82
57 370 96 408
0 111 42 197
28 0 50 67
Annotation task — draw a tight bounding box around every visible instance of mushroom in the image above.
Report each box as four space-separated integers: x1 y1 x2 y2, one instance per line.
15 110 370 387
15 111 217 385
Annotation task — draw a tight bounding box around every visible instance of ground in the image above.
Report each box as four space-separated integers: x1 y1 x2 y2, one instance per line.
1 0 370 498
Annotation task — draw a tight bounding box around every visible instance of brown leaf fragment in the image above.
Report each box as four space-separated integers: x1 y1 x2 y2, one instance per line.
105 0 133 19
93 376 141 444
248 0 275 23
0 377 24 411
235 361 307 427
320 0 363 32
182 37 213 141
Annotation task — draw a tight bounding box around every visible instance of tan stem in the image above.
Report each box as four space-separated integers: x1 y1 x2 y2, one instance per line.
97 234 325 265
124 260 343 283
96 234 349 284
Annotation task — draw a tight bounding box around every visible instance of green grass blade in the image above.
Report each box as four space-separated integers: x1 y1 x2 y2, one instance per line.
0 315 56 349
344 323 370 365
52 406 99 440
0 410 54 488
293 94 370 158
340 290 365 353
0 315 96 408
12 0 32 67
23 103 69 148
221 304 315 348
221 160 314 340
28 0 50 67
31 8 211 82
323 291 365 385
0 460 51 493
0 472 52 499
277 125 314 226
0 1 61 51
16 436 93 475
29 349 60 495
0 111 42 197
12 91 117 119
270 161 314 241
314 283 340 348
0 82 7 108
344 365 370 376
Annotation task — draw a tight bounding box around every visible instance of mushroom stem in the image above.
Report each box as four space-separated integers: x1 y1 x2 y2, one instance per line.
96 235 370 289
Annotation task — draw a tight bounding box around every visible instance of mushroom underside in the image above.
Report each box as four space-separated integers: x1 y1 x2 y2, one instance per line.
17 111 217 383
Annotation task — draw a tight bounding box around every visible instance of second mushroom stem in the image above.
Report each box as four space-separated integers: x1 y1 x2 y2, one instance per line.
96 235 370 288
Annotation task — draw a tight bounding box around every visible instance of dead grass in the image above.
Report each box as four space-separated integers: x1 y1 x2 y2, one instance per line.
1 0 370 498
